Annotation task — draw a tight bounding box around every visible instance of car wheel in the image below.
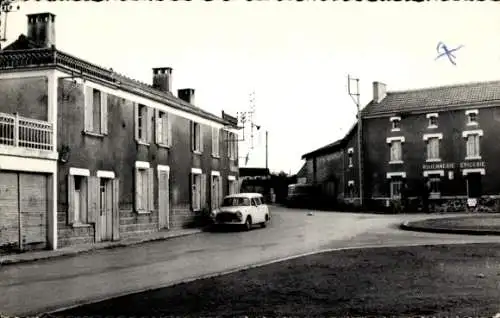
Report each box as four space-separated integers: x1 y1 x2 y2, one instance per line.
244 216 252 231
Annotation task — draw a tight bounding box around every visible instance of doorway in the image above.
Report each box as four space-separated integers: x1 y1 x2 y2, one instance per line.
99 178 113 241
158 166 170 230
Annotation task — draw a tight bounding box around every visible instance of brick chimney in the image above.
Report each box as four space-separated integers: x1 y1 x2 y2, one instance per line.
373 81 387 103
152 67 173 93
178 88 195 105
27 13 56 48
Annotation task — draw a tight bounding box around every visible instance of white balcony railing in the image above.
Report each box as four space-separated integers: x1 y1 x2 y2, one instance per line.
0 112 53 151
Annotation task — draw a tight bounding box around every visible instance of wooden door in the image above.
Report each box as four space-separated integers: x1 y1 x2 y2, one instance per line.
158 169 170 229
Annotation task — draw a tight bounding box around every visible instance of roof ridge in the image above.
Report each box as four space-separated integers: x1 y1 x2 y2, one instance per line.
388 79 500 95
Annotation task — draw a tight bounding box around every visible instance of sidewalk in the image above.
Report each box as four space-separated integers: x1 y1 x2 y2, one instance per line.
0 228 204 266
400 214 500 236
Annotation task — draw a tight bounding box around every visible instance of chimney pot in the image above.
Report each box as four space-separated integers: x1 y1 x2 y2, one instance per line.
373 81 387 103
26 12 56 48
178 88 195 105
152 67 173 93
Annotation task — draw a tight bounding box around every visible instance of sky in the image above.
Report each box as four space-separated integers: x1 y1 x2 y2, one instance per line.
3 1 500 175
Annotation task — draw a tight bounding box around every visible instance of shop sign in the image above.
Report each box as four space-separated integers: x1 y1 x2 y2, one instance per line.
422 162 455 170
459 161 485 169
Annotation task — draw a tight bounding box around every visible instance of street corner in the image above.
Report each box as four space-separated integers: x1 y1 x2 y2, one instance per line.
400 214 500 236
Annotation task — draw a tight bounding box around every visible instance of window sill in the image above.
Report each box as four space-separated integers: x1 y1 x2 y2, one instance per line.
72 222 92 228
136 141 150 146
136 209 151 215
467 122 478 126
157 143 171 149
427 125 438 129
389 160 404 164
83 131 105 138
426 158 442 163
465 156 482 160
391 128 401 132
212 154 220 159
193 151 202 155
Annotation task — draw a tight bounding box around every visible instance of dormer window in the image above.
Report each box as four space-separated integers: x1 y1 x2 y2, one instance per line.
466 109 478 126
390 116 401 132
426 113 438 129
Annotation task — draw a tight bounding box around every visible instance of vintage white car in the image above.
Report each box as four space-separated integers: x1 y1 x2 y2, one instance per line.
212 193 271 230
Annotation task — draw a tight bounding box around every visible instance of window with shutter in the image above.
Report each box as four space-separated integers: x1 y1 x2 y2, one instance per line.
136 105 149 144
390 141 402 162
68 171 90 225
134 165 151 213
466 134 480 158
427 138 440 160
92 89 101 134
212 127 220 157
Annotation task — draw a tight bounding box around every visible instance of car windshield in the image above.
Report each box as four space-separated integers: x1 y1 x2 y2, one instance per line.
222 197 251 207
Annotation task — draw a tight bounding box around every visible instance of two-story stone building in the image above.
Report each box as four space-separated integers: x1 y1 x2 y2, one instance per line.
300 123 358 206
362 80 500 212
0 12 240 253
302 80 500 213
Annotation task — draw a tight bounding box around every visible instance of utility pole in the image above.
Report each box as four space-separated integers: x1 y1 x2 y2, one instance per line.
249 91 256 149
265 130 268 169
348 75 363 207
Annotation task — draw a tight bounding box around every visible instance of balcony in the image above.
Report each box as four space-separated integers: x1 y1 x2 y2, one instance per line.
0 112 56 160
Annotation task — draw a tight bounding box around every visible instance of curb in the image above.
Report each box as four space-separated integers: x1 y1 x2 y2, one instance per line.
0 229 205 267
399 220 500 236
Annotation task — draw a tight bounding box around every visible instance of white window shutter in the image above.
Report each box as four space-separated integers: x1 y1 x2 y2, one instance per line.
167 114 173 147
190 121 194 151
84 86 93 132
67 174 75 225
200 173 206 210
112 178 120 241
190 173 195 210
211 128 216 156
210 176 215 210
100 92 108 135
87 176 97 224
135 167 142 211
146 107 153 143
148 168 154 212
199 125 204 153
155 109 161 144
134 103 139 142
218 177 223 206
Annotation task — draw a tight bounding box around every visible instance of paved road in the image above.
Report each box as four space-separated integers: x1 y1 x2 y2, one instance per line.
2 207 500 316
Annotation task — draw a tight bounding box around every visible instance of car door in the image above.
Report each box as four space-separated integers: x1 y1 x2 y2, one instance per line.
250 198 261 222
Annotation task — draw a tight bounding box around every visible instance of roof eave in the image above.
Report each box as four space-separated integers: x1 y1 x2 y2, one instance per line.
0 47 231 126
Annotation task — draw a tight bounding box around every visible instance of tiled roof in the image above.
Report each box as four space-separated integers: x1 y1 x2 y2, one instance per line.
361 80 500 117
0 35 233 126
301 122 357 159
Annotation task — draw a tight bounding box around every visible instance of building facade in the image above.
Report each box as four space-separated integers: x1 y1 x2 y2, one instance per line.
302 80 500 213
300 124 358 207
0 12 240 253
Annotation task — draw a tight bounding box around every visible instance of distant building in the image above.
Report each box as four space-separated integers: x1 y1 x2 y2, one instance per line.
0 12 240 253
301 123 358 207
301 80 500 213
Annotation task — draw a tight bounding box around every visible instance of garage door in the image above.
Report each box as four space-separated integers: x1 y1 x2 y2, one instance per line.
0 172 19 252
0 172 48 253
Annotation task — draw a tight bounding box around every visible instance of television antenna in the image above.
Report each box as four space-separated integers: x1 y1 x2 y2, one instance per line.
0 0 20 44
